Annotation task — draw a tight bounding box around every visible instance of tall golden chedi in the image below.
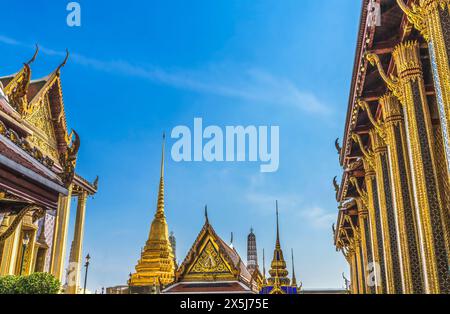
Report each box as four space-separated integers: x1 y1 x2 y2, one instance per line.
129 134 175 293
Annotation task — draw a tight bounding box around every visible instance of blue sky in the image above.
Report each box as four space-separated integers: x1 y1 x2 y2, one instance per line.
0 0 360 290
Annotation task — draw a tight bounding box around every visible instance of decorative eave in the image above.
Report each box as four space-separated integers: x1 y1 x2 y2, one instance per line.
337 0 431 200
73 173 98 196
340 0 372 166
334 200 359 250
340 0 416 168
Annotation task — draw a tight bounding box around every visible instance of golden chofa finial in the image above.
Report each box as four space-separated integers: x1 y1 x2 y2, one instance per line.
26 44 39 65
204 205 209 224
56 49 70 74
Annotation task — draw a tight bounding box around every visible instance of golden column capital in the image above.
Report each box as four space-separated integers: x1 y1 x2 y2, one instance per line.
380 93 403 123
369 128 387 155
393 41 423 81
397 0 450 41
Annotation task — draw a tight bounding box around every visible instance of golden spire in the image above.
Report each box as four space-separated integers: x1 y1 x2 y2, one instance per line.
129 133 175 287
262 248 267 285
291 249 297 287
276 201 281 249
156 133 165 218
268 201 290 286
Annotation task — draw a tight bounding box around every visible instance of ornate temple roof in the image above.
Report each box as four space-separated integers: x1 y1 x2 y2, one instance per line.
164 207 258 294
0 46 97 206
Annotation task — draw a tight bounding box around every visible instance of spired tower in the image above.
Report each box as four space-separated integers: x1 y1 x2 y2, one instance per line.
247 228 258 274
129 134 175 291
268 201 289 286
169 231 177 268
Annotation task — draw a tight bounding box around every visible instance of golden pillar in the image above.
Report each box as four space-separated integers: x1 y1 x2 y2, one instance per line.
370 129 403 294
347 247 358 294
398 0 450 179
356 198 375 294
359 97 424 293
344 211 365 294
351 138 387 294
0 215 22 275
355 237 365 294
66 190 88 294
50 185 73 282
377 94 425 293
367 42 450 293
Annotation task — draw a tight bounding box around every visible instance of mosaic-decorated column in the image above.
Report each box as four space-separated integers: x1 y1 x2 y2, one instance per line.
66 190 88 294
348 247 359 294
350 150 387 294
367 42 450 293
50 186 73 282
355 236 366 294
359 96 425 293
0 216 22 275
370 129 403 294
380 94 425 293
398 0 450 179
356 198 375 294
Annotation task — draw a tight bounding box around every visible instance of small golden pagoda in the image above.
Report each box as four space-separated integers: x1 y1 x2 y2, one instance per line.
268 201 289 287
129 134 175 291
261 201 299 294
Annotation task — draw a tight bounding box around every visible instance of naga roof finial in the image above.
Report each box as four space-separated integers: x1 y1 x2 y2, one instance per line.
335 138 341 155
26 44 39 65
56 49 70 73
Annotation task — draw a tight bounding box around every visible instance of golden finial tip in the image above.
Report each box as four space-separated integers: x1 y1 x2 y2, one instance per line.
26 44 39 65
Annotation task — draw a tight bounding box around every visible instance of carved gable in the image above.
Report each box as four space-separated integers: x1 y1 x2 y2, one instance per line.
177 224 239 282
25 94 59 160
188 240 232 275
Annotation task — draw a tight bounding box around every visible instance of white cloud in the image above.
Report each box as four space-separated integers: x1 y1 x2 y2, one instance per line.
299 206 335 230
245 189 303 215
0 34 330 116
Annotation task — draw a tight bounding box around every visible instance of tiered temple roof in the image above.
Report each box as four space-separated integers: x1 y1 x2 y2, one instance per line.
0 46 97 211
163 207 259 294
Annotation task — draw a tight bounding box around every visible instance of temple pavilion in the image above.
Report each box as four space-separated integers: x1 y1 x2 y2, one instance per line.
0 46 98 294
334 0 450 294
